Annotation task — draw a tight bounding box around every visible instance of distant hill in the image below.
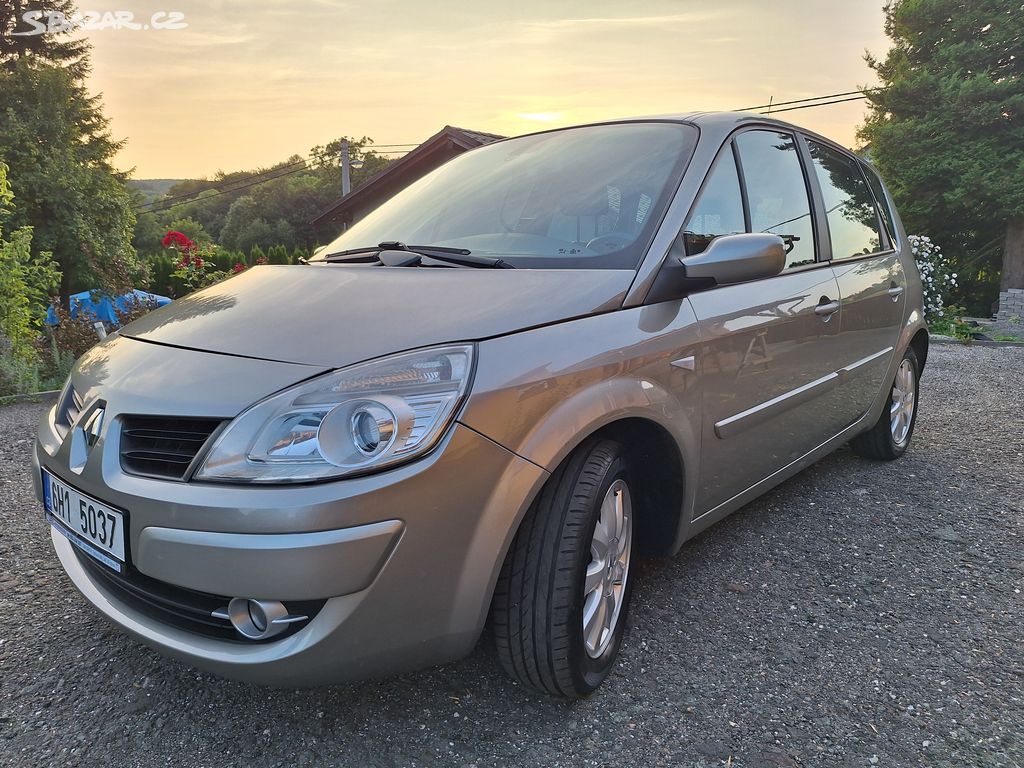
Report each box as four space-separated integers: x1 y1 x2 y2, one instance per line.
128 179 187 201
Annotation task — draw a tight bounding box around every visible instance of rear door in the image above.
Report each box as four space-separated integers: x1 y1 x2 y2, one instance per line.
803 139 906 426
685 129 849 515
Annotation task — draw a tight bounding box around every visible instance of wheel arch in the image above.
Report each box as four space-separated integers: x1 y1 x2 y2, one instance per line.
508 414 690 559
909 327 929 374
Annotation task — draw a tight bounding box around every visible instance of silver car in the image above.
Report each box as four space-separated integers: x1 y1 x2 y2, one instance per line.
34 113 927 697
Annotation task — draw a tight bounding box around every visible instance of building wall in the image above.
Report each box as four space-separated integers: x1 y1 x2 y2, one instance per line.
995 289 1024 335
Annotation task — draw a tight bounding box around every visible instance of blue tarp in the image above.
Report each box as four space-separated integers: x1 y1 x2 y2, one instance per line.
45 289 171 327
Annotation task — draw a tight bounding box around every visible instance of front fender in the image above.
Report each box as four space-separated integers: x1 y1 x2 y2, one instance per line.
459 303 703 528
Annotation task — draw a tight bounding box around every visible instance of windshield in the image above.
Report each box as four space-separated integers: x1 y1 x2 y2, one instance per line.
317 122 697 269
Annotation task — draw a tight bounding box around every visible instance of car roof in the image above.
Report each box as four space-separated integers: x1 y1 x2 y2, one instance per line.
539 111 856 156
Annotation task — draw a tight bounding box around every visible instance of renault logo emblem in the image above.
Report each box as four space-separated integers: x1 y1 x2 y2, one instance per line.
81 406 105 448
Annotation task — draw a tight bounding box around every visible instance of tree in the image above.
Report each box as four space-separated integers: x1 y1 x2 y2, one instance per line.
0 163 60 362
0 0 89 75
0 61 141 303
859 0 1024 315
0 4 140 305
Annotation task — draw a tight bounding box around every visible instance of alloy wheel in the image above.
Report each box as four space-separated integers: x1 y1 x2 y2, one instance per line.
890 359 916 445
583 479 633 658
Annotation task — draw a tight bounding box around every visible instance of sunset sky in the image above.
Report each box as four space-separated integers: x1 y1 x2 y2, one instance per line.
76 0 892 179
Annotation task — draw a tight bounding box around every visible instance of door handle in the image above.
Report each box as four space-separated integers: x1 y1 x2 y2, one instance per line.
888 284 905 301
815 299 840 318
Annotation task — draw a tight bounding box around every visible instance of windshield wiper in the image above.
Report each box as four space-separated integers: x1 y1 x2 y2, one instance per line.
321 241 515 269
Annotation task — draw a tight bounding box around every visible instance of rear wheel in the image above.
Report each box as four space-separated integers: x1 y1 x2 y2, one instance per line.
491 439 634 697
851 346 920 460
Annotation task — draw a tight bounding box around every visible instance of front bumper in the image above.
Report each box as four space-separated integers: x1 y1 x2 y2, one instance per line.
35 402 546 685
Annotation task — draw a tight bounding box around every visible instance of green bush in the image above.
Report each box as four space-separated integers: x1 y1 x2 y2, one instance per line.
211 250 234 272
267 244 289 265
249 244 266 265
0 347 40 397
290 246 309 264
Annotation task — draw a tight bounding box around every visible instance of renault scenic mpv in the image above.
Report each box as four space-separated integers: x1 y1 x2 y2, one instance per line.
35 113 927 697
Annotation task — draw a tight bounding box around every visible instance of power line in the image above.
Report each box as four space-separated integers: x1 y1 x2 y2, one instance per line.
136 162 315 216
137 88 882 216
736 89 879 112
134 156 312 211
759 94 870 114
136 146 415 213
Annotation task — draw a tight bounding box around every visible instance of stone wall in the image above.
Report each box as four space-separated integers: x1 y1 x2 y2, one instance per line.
994 288 1024 335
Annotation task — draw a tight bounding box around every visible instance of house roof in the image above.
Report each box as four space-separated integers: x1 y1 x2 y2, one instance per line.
312 125 504 225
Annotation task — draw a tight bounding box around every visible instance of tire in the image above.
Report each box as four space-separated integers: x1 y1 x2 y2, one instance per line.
491 438 635 698
851 345 920 461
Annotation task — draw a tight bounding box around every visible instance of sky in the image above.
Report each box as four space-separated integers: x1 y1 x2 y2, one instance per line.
73 0 892 179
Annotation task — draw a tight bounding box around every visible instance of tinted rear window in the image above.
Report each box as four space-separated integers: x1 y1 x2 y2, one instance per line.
861 162 897 245
807 140 884 260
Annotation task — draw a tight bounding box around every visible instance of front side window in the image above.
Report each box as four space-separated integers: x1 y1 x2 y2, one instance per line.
318 123 698 269
807 140 884 259
734 130 817 269
683 145 746 255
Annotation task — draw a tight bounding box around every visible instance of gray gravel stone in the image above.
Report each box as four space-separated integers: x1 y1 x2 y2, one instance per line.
0 343 1022 767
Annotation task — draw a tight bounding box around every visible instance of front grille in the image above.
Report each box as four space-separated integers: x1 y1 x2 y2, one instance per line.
54 386 84 439
76 551 325 642
119 416 222 480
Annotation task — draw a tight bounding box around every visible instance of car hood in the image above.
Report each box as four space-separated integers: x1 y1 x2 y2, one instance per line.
120 265 634 367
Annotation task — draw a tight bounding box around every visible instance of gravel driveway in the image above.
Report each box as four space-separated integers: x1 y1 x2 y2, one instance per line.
1 343 1021 768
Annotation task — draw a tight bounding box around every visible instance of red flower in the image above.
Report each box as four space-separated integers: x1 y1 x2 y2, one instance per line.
176 254 192 269
193 257 204 270
232 263 246 273
162 230 196 253
255 256 268 265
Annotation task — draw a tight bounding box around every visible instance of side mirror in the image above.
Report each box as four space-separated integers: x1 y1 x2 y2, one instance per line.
682 233 786 285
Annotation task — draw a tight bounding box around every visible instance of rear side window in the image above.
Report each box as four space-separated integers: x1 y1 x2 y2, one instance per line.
806 140 884 259
734 130 817 269
861 162 897 245
683 146 745 255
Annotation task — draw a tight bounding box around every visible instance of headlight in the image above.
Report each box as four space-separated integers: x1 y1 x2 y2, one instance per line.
194 345 474 483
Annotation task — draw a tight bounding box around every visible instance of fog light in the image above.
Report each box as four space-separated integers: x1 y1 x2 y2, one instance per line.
212 598 309 641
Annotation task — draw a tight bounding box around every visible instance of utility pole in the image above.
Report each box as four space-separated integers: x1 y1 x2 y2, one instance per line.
341 139 352 197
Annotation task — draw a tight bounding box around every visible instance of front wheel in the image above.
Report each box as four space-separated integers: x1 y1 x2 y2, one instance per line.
851 346 920 460
491 439 634 697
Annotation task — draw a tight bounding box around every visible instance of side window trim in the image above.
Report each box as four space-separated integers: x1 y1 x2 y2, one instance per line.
678 126 896 281
730 140 752 233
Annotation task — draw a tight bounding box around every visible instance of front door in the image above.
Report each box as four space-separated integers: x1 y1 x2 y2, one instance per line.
682 129 850 516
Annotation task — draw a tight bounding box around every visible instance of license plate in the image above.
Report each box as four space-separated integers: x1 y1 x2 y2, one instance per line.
42 469 126 573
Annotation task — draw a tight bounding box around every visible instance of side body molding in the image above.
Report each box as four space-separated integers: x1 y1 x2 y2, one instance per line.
714 346 895 440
